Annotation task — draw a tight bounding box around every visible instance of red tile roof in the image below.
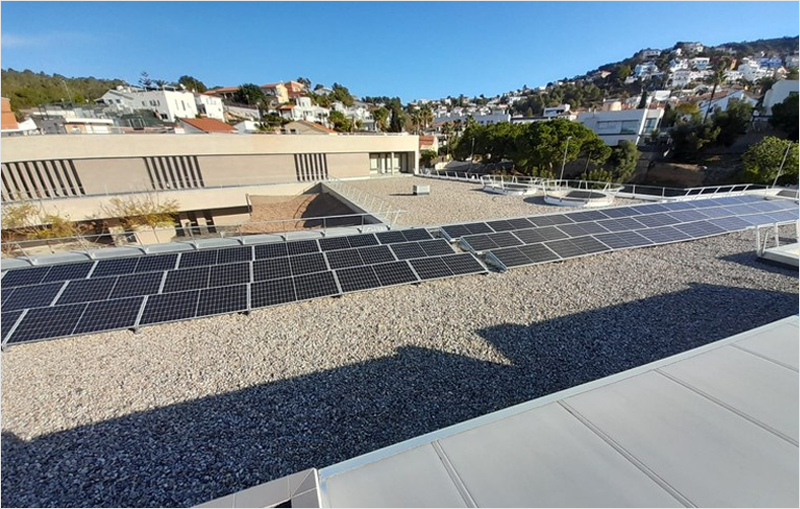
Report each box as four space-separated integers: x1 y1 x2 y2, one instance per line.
278 105 295 110
296 120 336 133
179 117 236 133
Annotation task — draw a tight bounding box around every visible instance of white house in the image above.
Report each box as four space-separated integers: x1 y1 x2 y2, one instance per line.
543 104 571 118
690 57 711 70
762 80 800 115
98 86 199 122
194 93 225 121
758 56 784 70
785 54 799 69
633 62 659 78
577 108 664 146
697 89 759 118
434 109 510 126
278 97 331 125
668 69 694 88
668 58 689 72
332 101 376 131
738 62 772 82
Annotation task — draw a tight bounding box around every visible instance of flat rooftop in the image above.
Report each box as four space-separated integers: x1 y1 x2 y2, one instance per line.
1 177 797 507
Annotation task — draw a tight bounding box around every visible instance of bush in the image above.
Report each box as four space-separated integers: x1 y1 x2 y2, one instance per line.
101 195 179 229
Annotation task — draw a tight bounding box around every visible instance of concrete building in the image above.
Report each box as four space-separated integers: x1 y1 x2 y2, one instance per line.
690 57 711 70
261 83 290 104
697 89 758 118
762 79 800 115
434 110 510 126
281 120 337 135
99 86 200 122
332 101 376 131
577 108 664 146
785 54 799 69
278 97 331 125
204 86 240 101
0 134 419 225
194 94 225 121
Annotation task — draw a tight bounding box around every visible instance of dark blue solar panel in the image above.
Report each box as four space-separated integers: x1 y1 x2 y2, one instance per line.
637 226 692 243
178 250 218 269
1 310 24 342
517 243 561 264
631 203 671 214
209 262 251 287
91 257 139 278
635 213 681 228
289 253 328 275
251 278 296 307
401 229 433 241
489 247 533 268
2 282 63 311
139 291 200 325
440 224 471 239
286 240 320 255
74 297 144 335
253 257 292 281
507 218 534 230
513 226 569 244
419 239 455 256
197 284 248 317
162 266 210 293
593 231 654 249
697 207 736 219
111 271 164 299
487 219 516 232
41 262 93 283
294 271 340 300
566 210 610 222
56 277 117 305
673 221 726 238
319 236 352 251
441 253 485 275
528 214 574 227
358 245 396 264
390 242 427 260
135 253 178 273
336 265 382 292
1 266 50 288
766 210 800 223
346 234 379 248
709 216 753 231
488 232 524 248
599 206 642 218
7 303 87 344
325 249 364 270
372 261 419 286
668 210 710 223
217 246 253 264
461 234 498 252
557 222 609 238
464 222 494 234
409 257 454 280
659 201 697 211
596 217 646 232
376 231 408 244
255 242 289 260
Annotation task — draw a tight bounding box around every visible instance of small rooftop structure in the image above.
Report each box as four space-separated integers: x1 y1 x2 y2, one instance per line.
178 117 237 134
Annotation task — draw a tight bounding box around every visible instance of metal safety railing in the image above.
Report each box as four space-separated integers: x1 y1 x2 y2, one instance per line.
754 220 800 257
324 178 404 225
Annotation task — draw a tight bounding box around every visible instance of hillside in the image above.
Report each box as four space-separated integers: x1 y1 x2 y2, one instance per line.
1 69 126 116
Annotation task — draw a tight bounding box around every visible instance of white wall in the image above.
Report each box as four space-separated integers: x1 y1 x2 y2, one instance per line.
577 109 664 146
762 80 799 114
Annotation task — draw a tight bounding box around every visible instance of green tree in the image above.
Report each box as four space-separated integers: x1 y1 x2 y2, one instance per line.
388 99 405 133
420 149 438 168
138 71 152 88
607 140 640 182
328 110 354 132
769 94 799 140
669 120 720 162
742 136 799 185
235 83 266 106
178 75 207 93
711 100 753 146
511 119 608 177
372 107 389 132
330 83 354 107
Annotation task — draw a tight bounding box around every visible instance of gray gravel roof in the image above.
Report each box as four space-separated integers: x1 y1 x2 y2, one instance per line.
1 202 797 507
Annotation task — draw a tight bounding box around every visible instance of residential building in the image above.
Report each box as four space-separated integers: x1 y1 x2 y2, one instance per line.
677 42 704 54
577 108 664 146
281 120 337 135
234 120 263 134
178 117 237 134
762 79 800 115
194 94 225 121
696 89 758 118
225 104 261 122
284 81 307 99
332 101 376 131
419 135 439 153
639 49 662 59
261 83 290 104
633 62 660 78
758 56 784 70
35 117 115 135
690 57 711 70
205 86 240 101
1 97 39 137
434 109 510 126
1 97 18 130
278 97 331 125
668 58 689 72
738 61 772 82
98 86 199 122
785 54 799 69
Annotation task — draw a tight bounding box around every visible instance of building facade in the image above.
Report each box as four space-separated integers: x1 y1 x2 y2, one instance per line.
577 109 664 146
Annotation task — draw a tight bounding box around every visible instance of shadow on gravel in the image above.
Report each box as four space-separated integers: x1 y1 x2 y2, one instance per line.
719 251 799 278
2 283 798 507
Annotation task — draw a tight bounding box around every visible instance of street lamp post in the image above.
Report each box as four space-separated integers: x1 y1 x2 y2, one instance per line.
771 142 793 188
559 135 573 182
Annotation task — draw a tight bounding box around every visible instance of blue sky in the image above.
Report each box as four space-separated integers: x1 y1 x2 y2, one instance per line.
1 2 798 101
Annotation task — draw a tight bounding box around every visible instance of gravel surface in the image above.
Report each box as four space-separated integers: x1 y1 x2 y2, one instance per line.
345 176 643 226
2 217 798 506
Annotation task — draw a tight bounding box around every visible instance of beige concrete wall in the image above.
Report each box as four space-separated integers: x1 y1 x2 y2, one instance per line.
73 158 152 194
198 154 296 187
327 153 369 179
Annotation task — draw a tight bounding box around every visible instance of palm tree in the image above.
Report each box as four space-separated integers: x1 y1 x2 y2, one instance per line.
703 57 731 123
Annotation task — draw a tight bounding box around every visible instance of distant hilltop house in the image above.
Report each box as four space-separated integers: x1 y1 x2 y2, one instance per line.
98 85 225 122
577 108 664 146
1 97 38 137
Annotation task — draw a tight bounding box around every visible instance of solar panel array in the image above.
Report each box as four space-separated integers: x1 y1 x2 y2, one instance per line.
441 196 799 270
1 228 487 346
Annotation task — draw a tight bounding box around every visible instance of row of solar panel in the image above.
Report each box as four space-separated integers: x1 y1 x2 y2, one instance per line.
440 196 795 241
1 253 486 346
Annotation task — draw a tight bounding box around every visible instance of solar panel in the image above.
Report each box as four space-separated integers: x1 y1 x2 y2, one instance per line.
217 246 253 264
73 297 144 335
592 231 654 249
1 310 23 343
636 226 692 243
487 219 516 232
463 222 494 234
517 243 561 264
92 257 139 277
401 229 433 241
319 236 352 251
527 214 574 227
2 282 64 311
440 224 471 239
596 217 646 232
287 240 319 255
325 249 365 270
7 303 87 344
408 257 454 280
162 266 211 293
197 284 249 317
566 209 610 222
766 210 800 223
252 278 296 308
696 207 736 219
289 253 328 275
358 245 396 264
335 265 382 292
544 238 605 259
489 232 524 247
488 247 532 268
659 201 697 211
372 261 419 286
139 291 200 325
513 226 569 244
390 242 427 260
294 271 340 300
209 262 251 287
419 239 455 256
346 233 379 247
376 231 408 244
686 198 724 209
460 234 498 252
41 262 94 283
667 210 710 223
56 277 117 305
0 266 50 288
111 271 164 299
135 253 178 273
556 222 609 238
178 250 218 269
631 203 670 214
570 236 612 254
441 253 486 275
254 242 289 260
709 216 754 231
635 213 681 228
253 257 292 281
507 218 534 230
599 206 642 218
674 220 727 238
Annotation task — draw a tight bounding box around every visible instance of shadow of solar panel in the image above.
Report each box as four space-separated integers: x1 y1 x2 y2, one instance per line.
442 253 485 275
163 266 211 293
674 221 726 238
2 282 63 311
252 278 296 307
419 239 456 256
566 210 609 222
217 246 253 264
596 217 646 232
593 231 653 249
7 303 87 344
440 224 471 239
372 261 419 286
57 277 117 305
319 236 352 251
631 203 670 214
111 271 164 299
709 216 753 231
390 242 427 260
513 226 569 244
376 231 408 244
1 266 50 288
92 257 140 277
139 290 199 325
197 284 249 317
346 233 379 248
1 310 23 342
557 222 609 238
210 262 251 287
659 201 697 211
289 253 328 275
74 297 144 334
287 240 319 255
488 247 531 268
336 265 381 292
518 243 560 264
599 206 642 218
507 218 534 229
637 226 692 243
668 210 710 223
325 249 364 270
464 222 493 234
253 257 291 281
486 219 516 232
255 242 289 260
294 271 340 300
136 253 178 273
42 262 94 283
402 229 433 241
409 257 454 280
359 245 396 264
460 234 497 252
178 250 218 269
527 214 573 227
487 232 522 247
635 213 681 228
